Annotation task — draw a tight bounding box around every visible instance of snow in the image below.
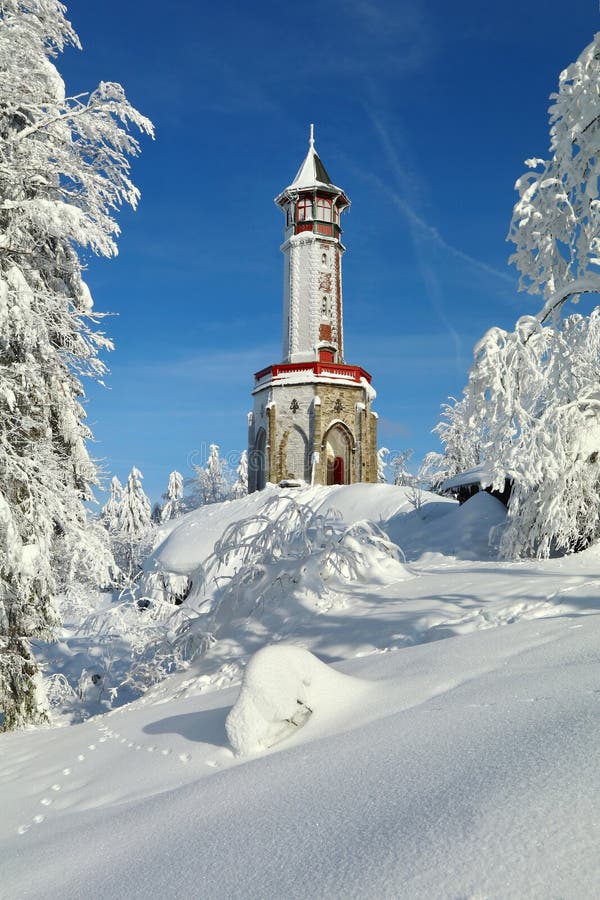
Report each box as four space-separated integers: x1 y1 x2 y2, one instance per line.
3 484 600 897
440 462 495 491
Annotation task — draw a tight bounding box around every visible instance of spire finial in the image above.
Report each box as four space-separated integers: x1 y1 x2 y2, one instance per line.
309 123 315 149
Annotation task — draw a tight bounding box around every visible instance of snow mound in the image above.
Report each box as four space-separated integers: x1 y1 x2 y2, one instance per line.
226 645 366 755
386 490 505 561
147 483 446 582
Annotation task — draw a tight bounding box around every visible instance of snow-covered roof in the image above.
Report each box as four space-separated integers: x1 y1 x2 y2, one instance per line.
290 128 333 189
276 125 348 200
440 465 496 492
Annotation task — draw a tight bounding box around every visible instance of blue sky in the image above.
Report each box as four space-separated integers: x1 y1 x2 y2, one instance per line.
57 0 598 501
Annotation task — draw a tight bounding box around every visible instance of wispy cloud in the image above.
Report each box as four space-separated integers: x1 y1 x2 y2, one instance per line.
112 344 280 384
345 106 517 373
367 110 515 287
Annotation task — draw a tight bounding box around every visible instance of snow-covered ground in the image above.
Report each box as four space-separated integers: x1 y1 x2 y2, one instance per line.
3 484 600 898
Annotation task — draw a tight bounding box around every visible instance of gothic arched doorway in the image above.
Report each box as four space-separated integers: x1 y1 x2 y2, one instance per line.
323 424 352 486
253 428 267 491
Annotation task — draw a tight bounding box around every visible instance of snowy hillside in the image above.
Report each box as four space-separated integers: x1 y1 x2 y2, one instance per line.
3 485 600 898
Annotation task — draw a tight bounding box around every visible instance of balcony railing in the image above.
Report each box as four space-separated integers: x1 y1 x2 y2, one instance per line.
254 361 372 384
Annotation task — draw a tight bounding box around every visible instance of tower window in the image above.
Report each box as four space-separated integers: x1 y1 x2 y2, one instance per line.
297 198 313 222
316 197 332 222
321 252 327 264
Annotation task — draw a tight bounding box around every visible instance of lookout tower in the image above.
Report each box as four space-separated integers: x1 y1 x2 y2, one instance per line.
248 127 378 491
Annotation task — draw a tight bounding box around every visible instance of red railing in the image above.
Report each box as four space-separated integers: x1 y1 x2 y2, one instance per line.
254 361 372 384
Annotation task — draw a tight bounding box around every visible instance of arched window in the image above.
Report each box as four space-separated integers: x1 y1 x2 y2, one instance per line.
316 197 332 222
297 198 313 222
252 428 267 491
286 426 310 482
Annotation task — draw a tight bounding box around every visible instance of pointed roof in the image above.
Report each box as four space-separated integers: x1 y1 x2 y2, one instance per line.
276 125 349 206
290 124 333 189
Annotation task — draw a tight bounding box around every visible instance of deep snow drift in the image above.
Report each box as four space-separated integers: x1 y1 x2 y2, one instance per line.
3 484 600 899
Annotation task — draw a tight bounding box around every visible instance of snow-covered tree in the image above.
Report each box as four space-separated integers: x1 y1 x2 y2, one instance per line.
114 467 152 575
460 311 600 557
194 444 229 506
101 476 123 532
390 449 415 487
0 2 152 729
430 391 482 488
376 447 390 483
230 451 248 499
160 470 184 522
509 33 600 323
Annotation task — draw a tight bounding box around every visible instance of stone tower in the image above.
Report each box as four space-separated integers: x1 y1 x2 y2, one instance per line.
248 127 377 491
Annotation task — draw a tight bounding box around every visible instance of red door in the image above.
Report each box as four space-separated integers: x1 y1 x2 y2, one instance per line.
333 456 344 485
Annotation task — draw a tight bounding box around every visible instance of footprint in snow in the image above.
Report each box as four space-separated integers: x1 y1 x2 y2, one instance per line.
32 815 45 825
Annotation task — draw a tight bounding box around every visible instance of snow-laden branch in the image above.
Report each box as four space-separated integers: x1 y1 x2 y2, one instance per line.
536 276 600 323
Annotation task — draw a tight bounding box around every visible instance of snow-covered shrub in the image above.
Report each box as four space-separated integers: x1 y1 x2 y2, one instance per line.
140 571 192 606
192 495 406 628
110 496 406 698
226 644 366 755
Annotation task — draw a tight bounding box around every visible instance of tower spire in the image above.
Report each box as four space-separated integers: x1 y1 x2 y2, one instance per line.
309 123 315 149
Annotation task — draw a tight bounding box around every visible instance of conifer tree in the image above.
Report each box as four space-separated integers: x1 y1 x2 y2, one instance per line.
101 476 123 533
230 451 248 499
115 467 152 575
195 444 229 505
0 1 152 729
160 470 185 522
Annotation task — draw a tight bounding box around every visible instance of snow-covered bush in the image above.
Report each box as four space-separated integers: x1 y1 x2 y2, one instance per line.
0 1 152 730
116 496 407 697
226 644 365 755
